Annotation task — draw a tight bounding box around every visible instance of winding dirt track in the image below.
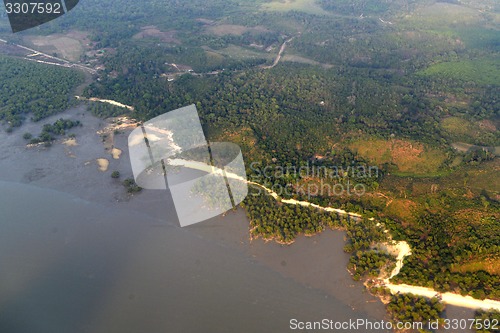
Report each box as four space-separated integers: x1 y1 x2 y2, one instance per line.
262 36 296 69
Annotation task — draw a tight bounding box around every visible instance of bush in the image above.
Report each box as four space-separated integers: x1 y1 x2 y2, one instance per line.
123 178 142 193
111 171 120 179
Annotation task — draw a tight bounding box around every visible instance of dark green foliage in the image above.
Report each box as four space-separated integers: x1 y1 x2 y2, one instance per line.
43 0 253 46
387 294 445 330
463 149 496 165
123 178 142 193
111 171 120 179
348 250 395 281
87 102 127 118
0 56 83 129
242 187 341 243
41 119 81 136
29 119 81 144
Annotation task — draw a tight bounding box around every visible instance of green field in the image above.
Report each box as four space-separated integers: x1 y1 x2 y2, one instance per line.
419 58 500 86
441 117 500 147
261 0 330 15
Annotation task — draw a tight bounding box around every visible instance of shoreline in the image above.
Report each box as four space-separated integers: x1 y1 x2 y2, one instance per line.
170 157 500 312
254 183 500 311
245 180 500 312
3 105 497 315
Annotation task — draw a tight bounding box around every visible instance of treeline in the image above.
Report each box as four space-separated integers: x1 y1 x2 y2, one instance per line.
0 56 83 131
248 148 382 195
242 186 387 247
87 101 127 118
187 29 283 51
243 187 395 280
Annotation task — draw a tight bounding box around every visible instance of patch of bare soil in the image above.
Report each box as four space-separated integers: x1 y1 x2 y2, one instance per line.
24 30 91 62
133 26 180 44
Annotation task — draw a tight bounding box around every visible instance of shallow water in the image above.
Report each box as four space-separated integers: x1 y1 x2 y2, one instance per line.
0 181 389 333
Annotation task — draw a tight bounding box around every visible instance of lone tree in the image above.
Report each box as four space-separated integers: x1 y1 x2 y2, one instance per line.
111 171 120 179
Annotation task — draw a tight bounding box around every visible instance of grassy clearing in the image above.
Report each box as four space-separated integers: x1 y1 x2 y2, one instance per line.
405 3 484 29
441 117 500 146
452 259 500 276
206 24 250 36
215 45 271 61
24 32 88 62
261 0 330 16
419 57 500 86
349 139 447 176
384 199 419 224
455 27 500 51
441 159 500 196
199 50 228 69
132 26 179 43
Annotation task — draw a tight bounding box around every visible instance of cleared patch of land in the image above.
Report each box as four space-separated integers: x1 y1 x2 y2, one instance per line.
132 26 180 43
349 139 447 176
442 116 499 147
384 199 418 224
24 31 90 62
282 54 334 68
111 148 122 160
261 0 330 15
419 58 500 86
215 45 271 60
205 24 258 36
405 3 485 28
452 258 500 276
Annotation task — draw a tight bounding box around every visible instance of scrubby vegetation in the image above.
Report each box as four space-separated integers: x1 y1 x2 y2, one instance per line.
28 118 81 145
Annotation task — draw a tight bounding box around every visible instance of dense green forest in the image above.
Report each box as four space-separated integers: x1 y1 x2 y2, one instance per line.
0 56 83 131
